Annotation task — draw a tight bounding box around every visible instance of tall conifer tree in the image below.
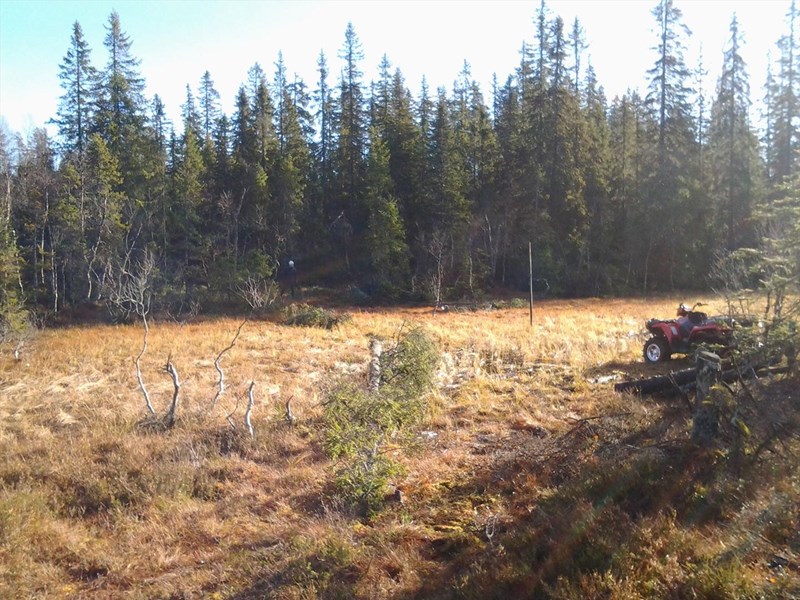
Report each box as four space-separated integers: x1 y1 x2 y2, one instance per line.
707 14 762 251
54 21 97 159
641 0 697 289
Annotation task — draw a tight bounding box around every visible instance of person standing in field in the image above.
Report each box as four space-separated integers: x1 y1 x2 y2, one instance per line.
287 260 297 299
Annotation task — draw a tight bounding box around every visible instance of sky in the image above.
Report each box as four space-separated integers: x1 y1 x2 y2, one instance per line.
0 0 794 140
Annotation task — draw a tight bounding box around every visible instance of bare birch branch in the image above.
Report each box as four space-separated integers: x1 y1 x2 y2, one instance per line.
136 314 155 415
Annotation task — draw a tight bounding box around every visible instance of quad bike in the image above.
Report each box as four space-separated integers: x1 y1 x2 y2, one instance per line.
643 303 733 364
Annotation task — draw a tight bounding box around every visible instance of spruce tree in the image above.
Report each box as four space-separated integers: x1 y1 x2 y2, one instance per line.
426 88 469 293
607 90 646 290
181 84 202 144
335 23 368 232
641 0 698 290
491 74 527 285
272 53 310 256
543 16 587 290
94 11 147 172
707 14 763 252
54 21 97 159
198 71 221 145
765 0 800 185
579 65 613 293
363 127 410 296
312 50 336 223
385 68 426 243
168 126 205 283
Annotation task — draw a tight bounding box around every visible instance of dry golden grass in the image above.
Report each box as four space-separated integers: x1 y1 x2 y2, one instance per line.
0 295 797 599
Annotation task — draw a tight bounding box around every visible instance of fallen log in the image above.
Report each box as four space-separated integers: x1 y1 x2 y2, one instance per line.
614 367 697 395
615 365 790 395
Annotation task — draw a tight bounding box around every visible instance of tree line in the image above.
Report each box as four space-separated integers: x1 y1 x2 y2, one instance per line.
1 0 799 323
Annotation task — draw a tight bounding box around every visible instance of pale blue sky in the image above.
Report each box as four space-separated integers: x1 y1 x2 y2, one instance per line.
0 0 792 139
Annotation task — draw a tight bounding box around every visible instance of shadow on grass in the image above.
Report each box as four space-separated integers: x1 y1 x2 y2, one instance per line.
390 374 800 599
225 372 800 600
586 356 694 382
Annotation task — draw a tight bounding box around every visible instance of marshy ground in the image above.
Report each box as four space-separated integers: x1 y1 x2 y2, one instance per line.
1 295 797 599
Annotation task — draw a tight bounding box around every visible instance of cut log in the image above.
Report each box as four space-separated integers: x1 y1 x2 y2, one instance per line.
614 365 790 396
614 367 698 395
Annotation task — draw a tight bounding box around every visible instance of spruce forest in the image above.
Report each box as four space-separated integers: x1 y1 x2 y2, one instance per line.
1 0 798 321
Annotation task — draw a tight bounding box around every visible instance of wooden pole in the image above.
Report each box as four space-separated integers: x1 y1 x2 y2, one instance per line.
529 241 533 327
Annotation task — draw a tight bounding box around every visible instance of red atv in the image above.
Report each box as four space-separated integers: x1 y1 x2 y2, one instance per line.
643 303 733 364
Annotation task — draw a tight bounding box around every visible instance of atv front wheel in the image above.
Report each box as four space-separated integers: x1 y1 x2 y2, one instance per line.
643 337 670 363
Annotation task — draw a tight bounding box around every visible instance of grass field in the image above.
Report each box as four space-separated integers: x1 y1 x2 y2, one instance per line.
1 295 797 599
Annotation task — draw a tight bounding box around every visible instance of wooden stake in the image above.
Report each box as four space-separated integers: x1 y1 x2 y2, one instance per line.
529 241 533 328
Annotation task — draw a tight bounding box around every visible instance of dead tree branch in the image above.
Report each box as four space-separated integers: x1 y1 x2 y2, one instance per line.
244 381 255 437
225 393 240 431
285 396 296 426
164 355 181 428
211 318 247 410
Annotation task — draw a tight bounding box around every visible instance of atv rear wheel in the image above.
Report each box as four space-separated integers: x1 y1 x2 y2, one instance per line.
643 337 670 363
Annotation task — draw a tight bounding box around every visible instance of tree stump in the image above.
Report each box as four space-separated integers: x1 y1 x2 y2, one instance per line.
692 351 722 446
368 338 382 393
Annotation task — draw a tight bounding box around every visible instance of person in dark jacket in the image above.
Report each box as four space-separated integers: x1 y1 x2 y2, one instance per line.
676 303 694 340
287 260 297 299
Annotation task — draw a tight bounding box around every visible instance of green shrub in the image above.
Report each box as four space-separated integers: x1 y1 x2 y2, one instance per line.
493 298 529 310
380 326 438 400
323 327 437 516
334 451 402 517
283 303 351 329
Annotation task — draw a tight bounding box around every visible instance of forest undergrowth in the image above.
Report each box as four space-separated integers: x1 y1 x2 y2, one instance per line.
0 295 797 599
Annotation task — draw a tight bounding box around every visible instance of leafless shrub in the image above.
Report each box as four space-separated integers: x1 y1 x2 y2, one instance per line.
1 312 36 361
237 275 279 312
106 249 155 323
107 250 156 416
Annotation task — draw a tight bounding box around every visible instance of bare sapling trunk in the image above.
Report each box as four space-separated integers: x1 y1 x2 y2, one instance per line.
50 242 58 313
164 356 181 428
426 232 446 316
84 191 111 302
211 319 247 409
244 381 255 437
